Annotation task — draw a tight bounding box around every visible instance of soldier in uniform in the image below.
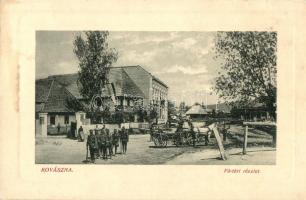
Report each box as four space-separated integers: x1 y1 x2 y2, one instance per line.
100 129 107 160
105 129 113 159
98 129 104 159
86 130 97 163
112 129 119 155
94 129 100 158
120 127 129 154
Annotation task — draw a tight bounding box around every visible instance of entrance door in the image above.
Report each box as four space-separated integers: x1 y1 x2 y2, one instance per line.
70 122 77 139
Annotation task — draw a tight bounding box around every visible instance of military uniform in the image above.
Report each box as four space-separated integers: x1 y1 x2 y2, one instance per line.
94 130 100 158
98 129 105 158
112 129 119 155
99 130 107 160
87 131 98 163
105 129 113 159
120 128 129 154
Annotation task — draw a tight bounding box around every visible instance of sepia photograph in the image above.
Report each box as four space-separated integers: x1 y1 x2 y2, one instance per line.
35 31 277 165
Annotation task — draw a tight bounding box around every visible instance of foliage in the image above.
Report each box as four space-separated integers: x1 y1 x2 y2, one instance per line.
73 31 118 101
167 100 177 118
213 32 277 116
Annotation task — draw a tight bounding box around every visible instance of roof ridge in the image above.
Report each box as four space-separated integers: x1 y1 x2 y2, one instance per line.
41 79 54 111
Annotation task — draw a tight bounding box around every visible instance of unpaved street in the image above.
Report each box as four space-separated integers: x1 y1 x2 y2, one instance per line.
36 127 276 165
36 134 210 164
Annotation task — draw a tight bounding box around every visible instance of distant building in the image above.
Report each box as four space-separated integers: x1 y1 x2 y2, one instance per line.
206 103 232 114
186 105 209 119
35 65 168 137
231 102 274 121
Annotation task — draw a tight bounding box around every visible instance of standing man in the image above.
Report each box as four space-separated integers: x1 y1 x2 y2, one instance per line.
98 129 104 159
188 121 196 147
57 123 61 134
105 129 113 159
120 127 129 154
112 129 119 155
94 129 100 158
78 126 84 142
86 130 97 163
100 129 107 160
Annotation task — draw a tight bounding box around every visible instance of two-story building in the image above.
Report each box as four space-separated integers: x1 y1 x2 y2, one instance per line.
35 65 168 136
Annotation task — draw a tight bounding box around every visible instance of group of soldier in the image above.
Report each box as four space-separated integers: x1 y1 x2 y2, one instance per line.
85 126 129 163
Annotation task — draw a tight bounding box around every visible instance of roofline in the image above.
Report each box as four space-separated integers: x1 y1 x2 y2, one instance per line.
113 65 168 88
152 76 168 89
38 65 169 89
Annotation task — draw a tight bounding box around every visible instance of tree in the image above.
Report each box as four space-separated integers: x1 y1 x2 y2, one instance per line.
167 100 177 119
213 32 277 118
73 31 118 101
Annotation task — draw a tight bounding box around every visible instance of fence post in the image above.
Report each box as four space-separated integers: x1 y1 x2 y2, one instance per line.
243 125 248 155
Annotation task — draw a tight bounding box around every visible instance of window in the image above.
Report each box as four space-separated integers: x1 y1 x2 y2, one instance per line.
64 115 69 124
39 117 44 125
127 99 130 106
50 115 55 125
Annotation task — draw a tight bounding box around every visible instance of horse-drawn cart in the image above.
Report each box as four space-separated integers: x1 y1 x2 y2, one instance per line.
151 127 210 147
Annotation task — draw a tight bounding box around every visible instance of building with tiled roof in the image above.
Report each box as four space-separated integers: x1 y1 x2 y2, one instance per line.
35 65 168 136
186 105 209 119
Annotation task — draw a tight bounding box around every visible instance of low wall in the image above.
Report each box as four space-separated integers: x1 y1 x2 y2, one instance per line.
81 124 119 135
81 122 149 135
130 122 149 129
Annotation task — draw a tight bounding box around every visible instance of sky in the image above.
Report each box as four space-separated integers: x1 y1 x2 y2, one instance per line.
36 31 223 106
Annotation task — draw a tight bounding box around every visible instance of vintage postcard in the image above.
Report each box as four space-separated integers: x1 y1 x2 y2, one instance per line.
35 31 276 165
1 0 306 199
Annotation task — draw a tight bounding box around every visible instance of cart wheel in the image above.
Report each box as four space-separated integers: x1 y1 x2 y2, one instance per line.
187 138 194 146
157 135 166 147
161 136 168 147
153 136 159 146
173 135 180 147
181 135 189 146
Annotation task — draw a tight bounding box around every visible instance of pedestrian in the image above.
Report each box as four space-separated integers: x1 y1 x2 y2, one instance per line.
204 131 210 146
100 129 107 160
118 127 123 154
120 127 129 154
188 121 196 147
57 123 61 134
78 126 84 142
112 129 119 155
98 129 104 158
105 129 113 159
86 130 97 163
94 129 100 158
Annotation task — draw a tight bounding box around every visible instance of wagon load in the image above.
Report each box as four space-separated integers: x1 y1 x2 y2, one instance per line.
150 121 211 147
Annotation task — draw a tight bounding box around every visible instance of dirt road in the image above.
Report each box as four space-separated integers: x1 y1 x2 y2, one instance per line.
36 132 275 165
36 134 209 164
